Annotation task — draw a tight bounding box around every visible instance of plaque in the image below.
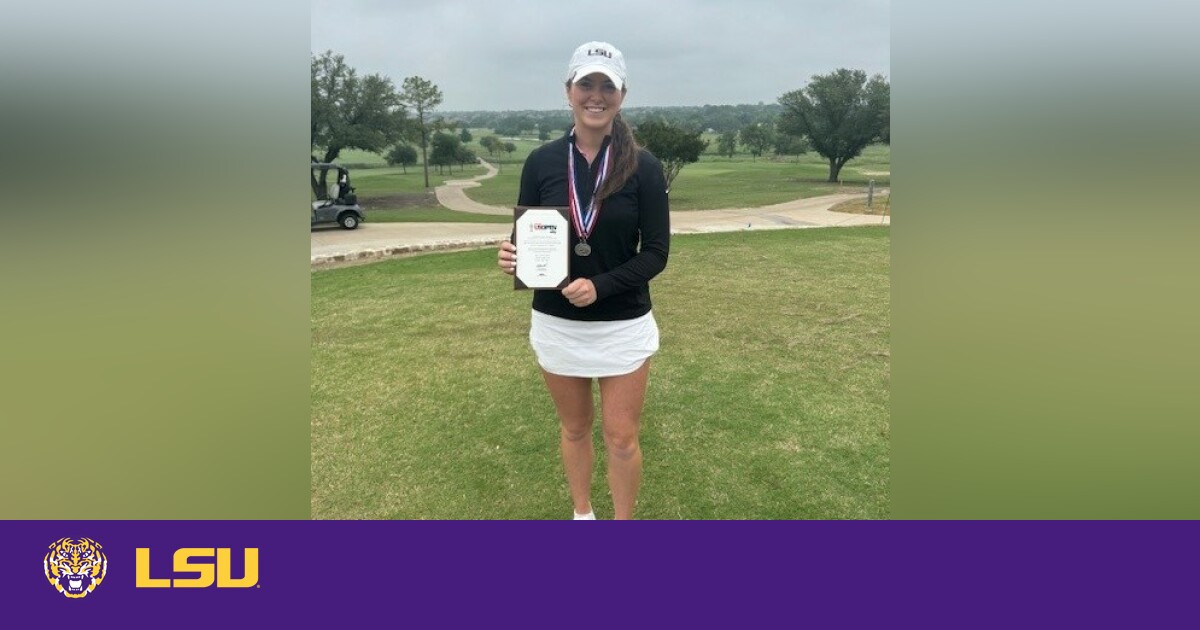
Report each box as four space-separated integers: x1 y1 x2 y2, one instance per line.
513 206 570 290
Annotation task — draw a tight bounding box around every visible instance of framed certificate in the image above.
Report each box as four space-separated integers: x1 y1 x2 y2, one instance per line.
513 206 570 290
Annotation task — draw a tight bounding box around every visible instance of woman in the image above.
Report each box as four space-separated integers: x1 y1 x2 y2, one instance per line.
497 41 670 520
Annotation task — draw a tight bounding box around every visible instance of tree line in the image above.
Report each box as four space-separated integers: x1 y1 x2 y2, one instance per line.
385 132 518 176
447 103 782 138
312 49 889 191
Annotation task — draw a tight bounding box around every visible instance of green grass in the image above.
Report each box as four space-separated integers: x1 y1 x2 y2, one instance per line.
329 163 509 223
323 138 888 215
328 148 390 168
321 130 533 206
349 165 486 196
830 194 891 216
464 143 890 211
328 129 540 171
457 163 523 208
366 207 511 224
312 227 890 519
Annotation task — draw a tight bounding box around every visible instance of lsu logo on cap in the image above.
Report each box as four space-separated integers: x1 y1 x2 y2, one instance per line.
44 537 108 599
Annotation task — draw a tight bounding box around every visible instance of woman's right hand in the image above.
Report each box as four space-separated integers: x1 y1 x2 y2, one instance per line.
497 239 517 275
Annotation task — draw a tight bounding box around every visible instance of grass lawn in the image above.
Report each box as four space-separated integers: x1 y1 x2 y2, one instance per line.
311 227 890 520
331 131 538 170
830 194 891 216
464 143 891 211
324 132 533 220
347 165 485 197
331 163 510 223
366 207 511 224
323 139 888 214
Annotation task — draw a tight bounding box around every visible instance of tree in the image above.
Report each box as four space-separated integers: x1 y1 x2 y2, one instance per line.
494 114 535 137
538 128 550 143
773 134 809 162
778 69 890 182
429 132 461 174
870 79 891 145
386 144 419 173
716 130 738 158
536 113 571 137
399 76 444 188
502 142 516 161
311 50 406 197
740 123 775 160
479 135 500 157
459 128 472 144
633 118 709 191
455 146 478 171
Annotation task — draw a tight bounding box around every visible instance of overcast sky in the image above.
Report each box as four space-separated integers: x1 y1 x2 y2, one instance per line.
311 0 889 112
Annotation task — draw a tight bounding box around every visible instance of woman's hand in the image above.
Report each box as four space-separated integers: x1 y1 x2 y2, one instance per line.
497 239 517 275
562 278 597 307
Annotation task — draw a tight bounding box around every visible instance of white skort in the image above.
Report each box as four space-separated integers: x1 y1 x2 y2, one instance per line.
529 309 659 378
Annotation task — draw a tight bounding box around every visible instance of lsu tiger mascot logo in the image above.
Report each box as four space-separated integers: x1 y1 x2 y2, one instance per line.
44 537 107 598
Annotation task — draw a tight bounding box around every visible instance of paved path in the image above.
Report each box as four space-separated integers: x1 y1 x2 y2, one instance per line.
311 222 513 267
670 191 890 233
433 158 510 216
312 159 889 267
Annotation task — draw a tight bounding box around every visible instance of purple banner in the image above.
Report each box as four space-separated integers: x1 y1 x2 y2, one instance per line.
3 521 1196 627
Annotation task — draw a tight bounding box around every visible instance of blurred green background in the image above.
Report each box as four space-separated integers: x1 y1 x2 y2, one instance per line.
0 2 310 519
891 2 1200 517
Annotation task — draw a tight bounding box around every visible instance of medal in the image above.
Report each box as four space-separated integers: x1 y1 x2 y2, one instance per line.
567 129 610 258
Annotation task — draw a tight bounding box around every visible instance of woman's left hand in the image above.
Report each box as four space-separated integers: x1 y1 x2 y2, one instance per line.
562 278 597 307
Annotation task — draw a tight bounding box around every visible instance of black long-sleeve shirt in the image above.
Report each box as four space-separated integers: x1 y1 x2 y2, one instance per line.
517 133 670 321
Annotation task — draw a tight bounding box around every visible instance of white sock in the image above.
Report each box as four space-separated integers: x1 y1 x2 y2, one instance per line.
573 510 595 520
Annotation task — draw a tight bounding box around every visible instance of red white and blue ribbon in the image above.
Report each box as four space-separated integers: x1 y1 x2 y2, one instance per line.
567 129 611 244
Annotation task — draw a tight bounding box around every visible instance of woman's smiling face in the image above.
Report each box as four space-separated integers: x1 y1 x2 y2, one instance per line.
567 72 625 133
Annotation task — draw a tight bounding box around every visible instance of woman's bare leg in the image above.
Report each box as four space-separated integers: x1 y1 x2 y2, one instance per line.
598 360 651 520
542 370 595 515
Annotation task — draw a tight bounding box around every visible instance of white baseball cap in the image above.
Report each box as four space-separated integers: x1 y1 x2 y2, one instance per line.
565 41 627 91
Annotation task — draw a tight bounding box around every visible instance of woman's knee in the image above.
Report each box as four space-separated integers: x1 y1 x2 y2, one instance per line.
560 417 593 443
603 425 640 459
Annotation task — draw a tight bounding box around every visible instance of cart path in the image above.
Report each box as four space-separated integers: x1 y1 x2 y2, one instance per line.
437 158 888 229
433 158 510 216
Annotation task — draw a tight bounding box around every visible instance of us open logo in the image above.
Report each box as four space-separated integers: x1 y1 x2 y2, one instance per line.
44 537 108 599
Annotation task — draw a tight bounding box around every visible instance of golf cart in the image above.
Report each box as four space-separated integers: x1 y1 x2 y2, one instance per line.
311 162 365 229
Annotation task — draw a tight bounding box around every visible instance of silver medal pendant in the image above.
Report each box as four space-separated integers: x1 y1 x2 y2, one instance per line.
574 242 592 257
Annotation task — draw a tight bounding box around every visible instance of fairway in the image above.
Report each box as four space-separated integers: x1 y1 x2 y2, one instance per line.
463 142 890 211
311 227 890 520
323 132 538 221
329 138 889 215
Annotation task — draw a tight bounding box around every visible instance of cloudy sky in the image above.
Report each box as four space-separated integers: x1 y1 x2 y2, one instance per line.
311 0 889 111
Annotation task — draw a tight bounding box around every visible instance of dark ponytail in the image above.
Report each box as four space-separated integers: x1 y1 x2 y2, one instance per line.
596 112 640 202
